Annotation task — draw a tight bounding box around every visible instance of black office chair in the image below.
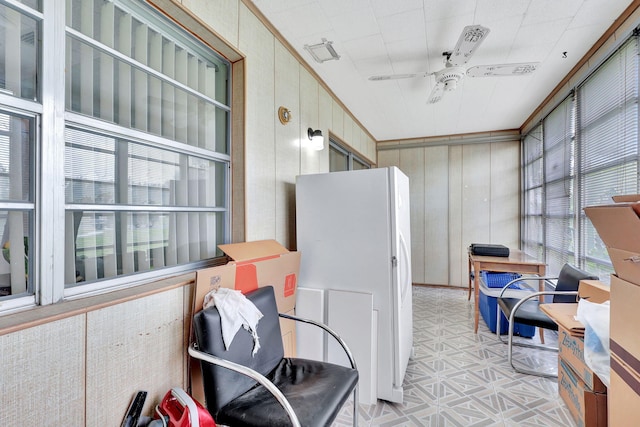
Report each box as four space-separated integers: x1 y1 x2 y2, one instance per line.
496 263 598 378
189 285 359 427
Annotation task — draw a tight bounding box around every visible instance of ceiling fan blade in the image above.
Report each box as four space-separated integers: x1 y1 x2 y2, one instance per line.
427 82 446 104
466 62 540 77
448 25 490 66
368 72 427 81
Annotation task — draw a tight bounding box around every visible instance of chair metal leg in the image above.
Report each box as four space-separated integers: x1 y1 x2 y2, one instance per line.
506 310 558 379
353 386 358 427
496 302 503 339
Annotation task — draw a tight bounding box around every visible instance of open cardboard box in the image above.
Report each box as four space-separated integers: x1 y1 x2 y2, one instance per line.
189 240 301 404
539 279 610 338
584 195 640 286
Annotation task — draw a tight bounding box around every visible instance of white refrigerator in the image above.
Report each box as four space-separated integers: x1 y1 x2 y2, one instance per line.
295 166 413 404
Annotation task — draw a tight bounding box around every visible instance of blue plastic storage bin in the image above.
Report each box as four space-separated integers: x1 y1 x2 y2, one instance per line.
479 289 536 337
481 271 522 288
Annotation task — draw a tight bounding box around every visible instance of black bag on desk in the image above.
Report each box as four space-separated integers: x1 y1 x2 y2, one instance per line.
470 243 510 257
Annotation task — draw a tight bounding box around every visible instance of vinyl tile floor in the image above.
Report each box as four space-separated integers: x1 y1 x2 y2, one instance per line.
332 285 576 427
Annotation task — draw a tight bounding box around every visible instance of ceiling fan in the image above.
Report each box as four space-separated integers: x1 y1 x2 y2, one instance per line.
369 25 539 104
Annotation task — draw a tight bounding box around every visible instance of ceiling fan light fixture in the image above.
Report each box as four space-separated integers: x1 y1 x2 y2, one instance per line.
444 80 457 91
304 38 340 63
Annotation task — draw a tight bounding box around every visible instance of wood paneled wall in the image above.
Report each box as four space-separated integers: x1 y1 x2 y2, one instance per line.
379 137 520 287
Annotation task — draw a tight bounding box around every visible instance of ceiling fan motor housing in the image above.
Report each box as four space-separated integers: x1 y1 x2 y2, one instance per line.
435 66 465 91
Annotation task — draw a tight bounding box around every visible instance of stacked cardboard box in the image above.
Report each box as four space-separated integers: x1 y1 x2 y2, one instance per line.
585 196 640 426
540 280 610 427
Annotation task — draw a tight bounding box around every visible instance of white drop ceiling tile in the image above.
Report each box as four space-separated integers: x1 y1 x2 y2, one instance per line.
353 56 395 80
516 19 573 48
521 0 583 26
423 0 476 23
267 4 333 38
569 0 630 28
371 0 424 18
319 0 372 18
396 75 431 95
330 7 380 42
550 24 609 67
385 41 430 73
378 11 426 44
474 0 531 23
342 33 387 61
504 44 550 63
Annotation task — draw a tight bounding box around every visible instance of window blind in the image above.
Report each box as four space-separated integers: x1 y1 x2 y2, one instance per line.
522 124 544 260
577 36 639 278
543 96 576 275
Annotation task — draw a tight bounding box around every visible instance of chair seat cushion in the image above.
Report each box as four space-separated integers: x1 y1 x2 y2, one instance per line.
498 297 558 330
216 357 359 427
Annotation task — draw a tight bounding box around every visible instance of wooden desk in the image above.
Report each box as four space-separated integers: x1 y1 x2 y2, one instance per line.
468 249 546 333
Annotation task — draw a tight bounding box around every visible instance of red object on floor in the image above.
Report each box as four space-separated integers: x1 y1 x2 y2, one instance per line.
156 388 216 427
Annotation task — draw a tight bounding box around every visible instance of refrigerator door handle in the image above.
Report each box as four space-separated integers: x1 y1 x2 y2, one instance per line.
399 233 411 303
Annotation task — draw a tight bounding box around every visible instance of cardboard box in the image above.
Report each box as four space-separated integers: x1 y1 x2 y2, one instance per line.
540 303 586 337
193 239 300 352
218 240 300 312
190 240 301 404
612 194 640 203
609 353 640 427
540 279 610 337
558 358 608 427
558 325 607 392
608 274 640 427
578 280 611 303
610 274 640 374
584 198 640 285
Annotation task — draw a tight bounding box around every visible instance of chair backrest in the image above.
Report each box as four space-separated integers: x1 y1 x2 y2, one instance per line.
553 264 599 303
193 286 284 415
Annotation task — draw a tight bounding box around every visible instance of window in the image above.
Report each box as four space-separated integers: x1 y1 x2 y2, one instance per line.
521 36 639 280
329 138 370 172
0 0 231 309
0 111 34 300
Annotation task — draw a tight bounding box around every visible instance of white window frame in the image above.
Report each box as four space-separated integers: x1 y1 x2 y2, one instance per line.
0 0 232 312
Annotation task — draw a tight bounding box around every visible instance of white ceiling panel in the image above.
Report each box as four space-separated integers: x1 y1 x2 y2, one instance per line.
378 11 426 45
371 0 424 18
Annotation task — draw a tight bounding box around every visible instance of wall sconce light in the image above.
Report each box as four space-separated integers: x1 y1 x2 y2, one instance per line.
307 128 324 151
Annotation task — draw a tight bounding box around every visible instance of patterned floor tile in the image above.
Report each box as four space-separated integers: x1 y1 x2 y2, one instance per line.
332 285 577 427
